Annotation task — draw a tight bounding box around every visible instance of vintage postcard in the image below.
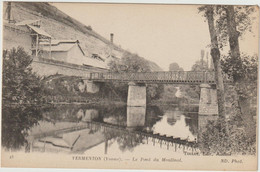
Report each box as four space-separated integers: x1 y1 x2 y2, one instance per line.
1 1 259 171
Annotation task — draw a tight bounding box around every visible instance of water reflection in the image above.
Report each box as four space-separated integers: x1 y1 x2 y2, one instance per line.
77 109 99 122
1 105 43 151
127 106 146 128
2 104 203 154
152 107 197 142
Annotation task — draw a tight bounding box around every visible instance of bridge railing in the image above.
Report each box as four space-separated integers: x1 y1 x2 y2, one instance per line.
88 71 230 83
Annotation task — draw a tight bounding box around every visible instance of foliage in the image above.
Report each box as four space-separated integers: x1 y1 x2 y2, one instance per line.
108 52 151 73
179 85 200 104
178 59 209 104
42 75 83 96
221 54 257 82
147 84 164 102
215 6 256 49
2 47 43 104
169 62 184 71
199 5 256 49
199 117 256 155
1 47 45 150
191 60 208 71
221 54 257 100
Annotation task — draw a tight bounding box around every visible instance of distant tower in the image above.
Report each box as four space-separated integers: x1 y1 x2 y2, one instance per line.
201 49 205 70
110 33 114 44
109 33 114 59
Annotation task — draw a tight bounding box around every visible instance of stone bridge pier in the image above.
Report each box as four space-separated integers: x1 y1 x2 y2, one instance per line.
198 84 218 115
127 82 146 107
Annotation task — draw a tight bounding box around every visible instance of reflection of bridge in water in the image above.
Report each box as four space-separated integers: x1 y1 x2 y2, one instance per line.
30 121 198 154
28 105 202 154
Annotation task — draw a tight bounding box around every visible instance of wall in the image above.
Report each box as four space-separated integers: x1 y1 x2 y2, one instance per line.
42 51 68 62
3 23 32 53
67 44 85 65
31 58 108 77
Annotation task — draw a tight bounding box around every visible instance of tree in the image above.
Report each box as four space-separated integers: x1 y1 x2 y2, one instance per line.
2 47 43 150
108 52 151 73
199 6 226 119
2 47 43 104
198 5 257 155
215 6 256 50
191 60 208 71
214 5 256 82
226 6 241 64
169 62 184 71
216 5 257 122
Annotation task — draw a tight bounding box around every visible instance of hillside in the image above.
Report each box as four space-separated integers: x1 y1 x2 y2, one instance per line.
5 2 162 71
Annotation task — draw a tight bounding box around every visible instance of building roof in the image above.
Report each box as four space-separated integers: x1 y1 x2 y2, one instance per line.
41 40 79 46
42 43 75 52
27 24 51 38
83 57 108 69
42 39 85 55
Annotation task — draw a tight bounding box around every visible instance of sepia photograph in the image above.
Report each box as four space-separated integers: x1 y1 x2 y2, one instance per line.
1 1 259 171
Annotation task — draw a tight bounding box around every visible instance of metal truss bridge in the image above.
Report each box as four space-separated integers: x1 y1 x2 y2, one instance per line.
86 71 231 84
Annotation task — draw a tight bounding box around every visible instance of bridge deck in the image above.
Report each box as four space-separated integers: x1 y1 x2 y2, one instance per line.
86 71 231 84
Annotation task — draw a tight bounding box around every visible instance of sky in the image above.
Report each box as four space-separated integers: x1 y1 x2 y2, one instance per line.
51 3 258 71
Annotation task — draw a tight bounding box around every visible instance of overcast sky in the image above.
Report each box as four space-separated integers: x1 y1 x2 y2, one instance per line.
52 3 258 71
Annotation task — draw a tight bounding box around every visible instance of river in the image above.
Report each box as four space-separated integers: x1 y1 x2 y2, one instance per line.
2 104 219 156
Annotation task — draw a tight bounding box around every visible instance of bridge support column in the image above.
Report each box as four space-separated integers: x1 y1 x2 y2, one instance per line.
127 82 146 107
84 80 100 93
198 84 218 115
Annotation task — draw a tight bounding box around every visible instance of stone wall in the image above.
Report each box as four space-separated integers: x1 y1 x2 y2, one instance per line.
31 58 108 77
